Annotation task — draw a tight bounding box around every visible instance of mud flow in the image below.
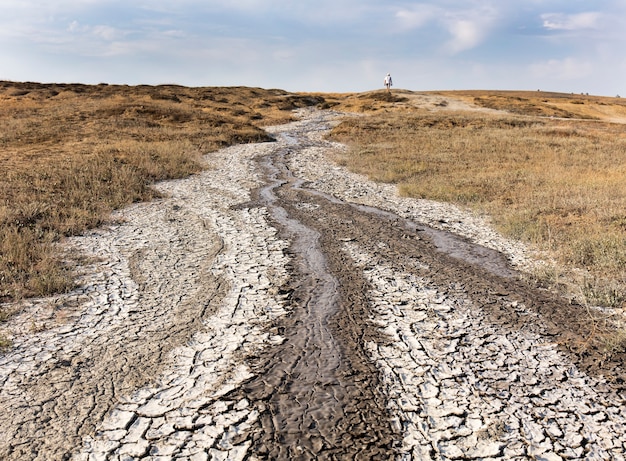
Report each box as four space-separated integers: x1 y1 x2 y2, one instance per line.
1 108 625 461
232 143 397 459
227 114 624 459
233 112 626 459
236 129 510 459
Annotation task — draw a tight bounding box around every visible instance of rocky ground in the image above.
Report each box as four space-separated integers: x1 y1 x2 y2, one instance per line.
0 106 625 460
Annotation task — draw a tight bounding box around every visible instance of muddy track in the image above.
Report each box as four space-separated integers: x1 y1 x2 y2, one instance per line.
1 106 625 460
229 137 397 459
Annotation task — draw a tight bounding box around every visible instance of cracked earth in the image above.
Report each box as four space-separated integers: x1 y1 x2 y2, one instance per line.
1 107 625 460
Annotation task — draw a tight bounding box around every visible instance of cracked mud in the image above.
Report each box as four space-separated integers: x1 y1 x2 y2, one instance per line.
1 107 625 460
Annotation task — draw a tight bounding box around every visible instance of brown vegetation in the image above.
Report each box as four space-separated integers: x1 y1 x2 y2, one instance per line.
440 89 626 121
328 90 626 316
0 81 321 305
3 83 626 351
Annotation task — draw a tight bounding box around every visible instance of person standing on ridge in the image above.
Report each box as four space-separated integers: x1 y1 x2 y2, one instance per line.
384 73 393 92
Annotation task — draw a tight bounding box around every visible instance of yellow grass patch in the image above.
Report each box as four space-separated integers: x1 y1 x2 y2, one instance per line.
3 82 626 325
0 81 322 304
329 91 626 308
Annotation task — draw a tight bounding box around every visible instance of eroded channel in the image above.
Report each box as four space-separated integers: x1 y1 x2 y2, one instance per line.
227 112 532 458
231 133 397 458
1 108 625 461
244 110 626 459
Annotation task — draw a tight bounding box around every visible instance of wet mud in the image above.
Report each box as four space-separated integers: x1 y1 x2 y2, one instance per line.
227 111 626 459
0 107 625 460
229 144 397 459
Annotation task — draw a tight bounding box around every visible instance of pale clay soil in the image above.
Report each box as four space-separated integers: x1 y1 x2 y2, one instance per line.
0 102 625 460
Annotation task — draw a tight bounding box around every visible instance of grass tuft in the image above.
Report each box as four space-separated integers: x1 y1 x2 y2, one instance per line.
0 81 320 304
329 92 626 309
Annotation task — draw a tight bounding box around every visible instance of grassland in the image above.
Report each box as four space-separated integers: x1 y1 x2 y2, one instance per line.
0 81 321 306
2 82 626 339
326 90 626 312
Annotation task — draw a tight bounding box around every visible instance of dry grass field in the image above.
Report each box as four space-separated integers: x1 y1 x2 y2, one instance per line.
0 81 321 307
327 90 626 312
2 82 626 339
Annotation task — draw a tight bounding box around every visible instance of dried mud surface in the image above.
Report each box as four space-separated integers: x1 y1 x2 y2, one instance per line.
1 105 625 460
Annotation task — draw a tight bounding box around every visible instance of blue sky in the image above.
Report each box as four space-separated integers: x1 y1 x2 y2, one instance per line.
1 1 624 95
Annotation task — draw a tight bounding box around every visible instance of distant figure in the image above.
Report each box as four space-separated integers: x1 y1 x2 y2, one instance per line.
384 73 393 92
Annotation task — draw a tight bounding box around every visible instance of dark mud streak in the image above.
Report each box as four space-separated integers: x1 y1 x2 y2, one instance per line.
287 184 626 392
300 188 515 280
236 143 397 459
237 117 626 458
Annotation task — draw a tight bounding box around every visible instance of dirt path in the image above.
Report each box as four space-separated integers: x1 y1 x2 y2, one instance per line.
0 107 625 460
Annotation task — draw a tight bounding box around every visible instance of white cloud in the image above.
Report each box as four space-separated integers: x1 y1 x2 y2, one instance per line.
272 49 295 61
530 57 593 80
394 3 500 54
443 18 485 54
203 0 268 10
542 12 602 31
91 25 122 41
442 4 500 55
162 29 186 38
56 19 134 57
67 20 81 33
394 5 438 31
0 0 625 95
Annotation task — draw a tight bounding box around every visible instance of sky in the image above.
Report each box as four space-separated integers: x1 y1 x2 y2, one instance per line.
0 1 625 95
